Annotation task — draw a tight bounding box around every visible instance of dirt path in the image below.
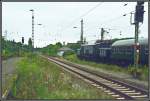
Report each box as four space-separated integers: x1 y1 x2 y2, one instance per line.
2 57 23 99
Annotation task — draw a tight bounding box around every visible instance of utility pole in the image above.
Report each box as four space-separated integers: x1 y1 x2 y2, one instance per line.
30 9 34 52
100 28 109 41
80 19 83 44
83 37 86 43
22 37 24 53
134 22 139 69
101 28 104 41
131 1 144 77
4 30 7 40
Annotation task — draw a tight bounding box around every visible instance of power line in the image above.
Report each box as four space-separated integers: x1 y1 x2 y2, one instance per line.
85 5 148 31
84 10 135 33
61 2 103 32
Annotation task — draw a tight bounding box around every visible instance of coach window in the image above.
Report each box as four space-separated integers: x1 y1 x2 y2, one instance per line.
101 50 103 56
113 48 115 53
124 47 126 53
128 46 131 52
121 47 123 53
117 47 119 53
122 47 124 52
122 47 124 53
145 45 148 54
99 49 101 55
114 47 116 53
116 47 118 53
100 49 102 56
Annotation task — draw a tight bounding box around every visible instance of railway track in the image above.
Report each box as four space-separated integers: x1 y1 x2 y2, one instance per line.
43 56 148 100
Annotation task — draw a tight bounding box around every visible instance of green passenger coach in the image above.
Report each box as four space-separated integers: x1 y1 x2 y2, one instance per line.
111 38 148 65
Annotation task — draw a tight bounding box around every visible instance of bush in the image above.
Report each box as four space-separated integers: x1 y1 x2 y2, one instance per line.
64 54 148 81
11 54 113 99
127 65 148 80
63 51 75 57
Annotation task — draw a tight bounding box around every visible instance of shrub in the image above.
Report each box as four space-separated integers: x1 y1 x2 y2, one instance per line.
63 51 75 57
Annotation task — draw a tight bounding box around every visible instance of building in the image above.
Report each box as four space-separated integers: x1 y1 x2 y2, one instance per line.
57 47 73 56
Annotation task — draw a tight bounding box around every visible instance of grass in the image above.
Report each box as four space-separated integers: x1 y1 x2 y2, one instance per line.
63 54 148 81
11 53 113 99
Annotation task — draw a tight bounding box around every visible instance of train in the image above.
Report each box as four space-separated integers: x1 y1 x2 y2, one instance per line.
77 38 148 66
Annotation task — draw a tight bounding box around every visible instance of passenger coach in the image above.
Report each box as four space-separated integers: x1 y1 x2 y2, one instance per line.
111 38 148 65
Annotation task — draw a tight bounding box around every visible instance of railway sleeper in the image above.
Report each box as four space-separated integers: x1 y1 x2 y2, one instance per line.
112 86 126 89
104 90 111 93
121 90 136 93
131 95 148 98
125 92 141 95
103 82 120 85
47 57 148 100
111 94 120 97
116 88 130 91
108 92 115 95
116 97 125 100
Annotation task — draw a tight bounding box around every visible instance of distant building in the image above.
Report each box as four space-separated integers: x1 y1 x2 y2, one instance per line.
57 47 73 56
67 43 77 46
66 42 81 52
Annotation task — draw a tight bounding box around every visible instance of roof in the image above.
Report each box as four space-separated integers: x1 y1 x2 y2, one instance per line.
81 40 113 46
58 47 73 51
81 40 96 46
99 48 111 50
95 40 112 44
112 38 148 47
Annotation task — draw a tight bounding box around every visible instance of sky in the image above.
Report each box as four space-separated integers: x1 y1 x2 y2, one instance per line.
2 2 148 48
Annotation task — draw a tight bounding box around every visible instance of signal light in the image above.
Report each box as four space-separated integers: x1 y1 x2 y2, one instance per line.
22 37 24 44
137 1 144 5
135 5 144 23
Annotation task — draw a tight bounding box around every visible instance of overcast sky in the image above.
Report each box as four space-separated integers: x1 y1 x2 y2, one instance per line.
2 2 148 48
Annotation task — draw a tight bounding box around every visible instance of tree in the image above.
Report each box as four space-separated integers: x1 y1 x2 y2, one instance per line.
55 42 62 47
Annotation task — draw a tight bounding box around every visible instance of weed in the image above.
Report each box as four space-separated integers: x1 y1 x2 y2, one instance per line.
11 54 113 99
64 54 148 81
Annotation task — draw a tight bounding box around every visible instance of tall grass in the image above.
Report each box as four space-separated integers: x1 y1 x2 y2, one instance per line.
64 54 148 81
64 54 126 72
11 54 113 99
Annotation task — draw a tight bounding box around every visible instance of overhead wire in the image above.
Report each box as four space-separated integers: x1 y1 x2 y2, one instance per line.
84 10 135 33
92 4 148 31
61 2 103 32
84 4 147 33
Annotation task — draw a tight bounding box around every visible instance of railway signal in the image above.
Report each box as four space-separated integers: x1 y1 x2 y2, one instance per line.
22 37 24 44
135 1 144 23
4 30 7 40
100 28 109 41
130 1 144 78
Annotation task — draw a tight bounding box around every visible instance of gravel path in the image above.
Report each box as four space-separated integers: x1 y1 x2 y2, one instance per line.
2 57 23 99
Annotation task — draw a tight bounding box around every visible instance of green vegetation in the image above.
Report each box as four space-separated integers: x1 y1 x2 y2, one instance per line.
66 43 81 52
128 65 148 80
64 54 148 81
63 51 75 57
2 37 33 60
11 54 113 99
39 42 81 56
39 42 62 56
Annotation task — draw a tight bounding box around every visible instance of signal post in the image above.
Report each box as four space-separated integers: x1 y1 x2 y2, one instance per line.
131 1 144 77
